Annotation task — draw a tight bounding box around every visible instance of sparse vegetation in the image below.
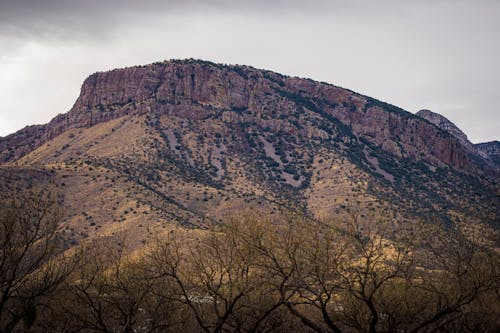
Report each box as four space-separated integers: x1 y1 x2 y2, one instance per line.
2 196 497 332
0 191 77 333
0 60 499 332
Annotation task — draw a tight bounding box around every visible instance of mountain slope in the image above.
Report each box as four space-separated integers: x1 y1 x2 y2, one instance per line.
417 109 500 169
416 109 474 151
0 60 474 170
476 141 500 166
0 59 498 247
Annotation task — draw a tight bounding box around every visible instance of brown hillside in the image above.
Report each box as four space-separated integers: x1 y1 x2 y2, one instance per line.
0 59 498 248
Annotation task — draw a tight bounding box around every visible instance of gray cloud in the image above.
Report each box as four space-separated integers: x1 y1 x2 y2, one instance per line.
0 0 499 142
0 0 384 40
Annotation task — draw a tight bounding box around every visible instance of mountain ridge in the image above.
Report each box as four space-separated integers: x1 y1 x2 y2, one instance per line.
0 59 498 248
416 109 499 169
0 59 481 172
416 109 473 150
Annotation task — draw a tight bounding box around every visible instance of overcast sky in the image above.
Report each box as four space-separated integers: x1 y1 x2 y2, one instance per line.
0 0 498 143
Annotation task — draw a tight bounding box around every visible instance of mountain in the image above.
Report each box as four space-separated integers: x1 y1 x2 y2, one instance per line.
416 109 474 151
475 141 500 165
416 109 500 168
0 59 498 248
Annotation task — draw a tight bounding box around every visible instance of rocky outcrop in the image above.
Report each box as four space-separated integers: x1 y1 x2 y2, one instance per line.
0 124 48 162
416 109 474 151
0 59 482 174
476 141 500 166
416 109 499 171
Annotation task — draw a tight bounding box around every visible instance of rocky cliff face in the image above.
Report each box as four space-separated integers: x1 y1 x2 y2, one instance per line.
416 109 474 151
416 109 499 169
1 59 498 241
476 141 500 165
0 59 475 173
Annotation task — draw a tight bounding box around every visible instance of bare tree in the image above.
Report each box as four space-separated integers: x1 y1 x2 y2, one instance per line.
404 222 500 333
47 236 184 333
334 214 415 333
12 204 495 333
250 216 346 333
147 216 297 333
0 190 75 333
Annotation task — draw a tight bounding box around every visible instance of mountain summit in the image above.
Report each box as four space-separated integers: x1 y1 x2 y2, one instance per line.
416 109 474 150
0 59 498 246
0 60 477 170
417 109 499 168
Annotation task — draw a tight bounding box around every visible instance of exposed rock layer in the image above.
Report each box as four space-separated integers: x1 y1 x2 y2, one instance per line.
0 60 478 173
0 59 498 242
475 141 500 166
416 109 473 151
417 109 499 168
